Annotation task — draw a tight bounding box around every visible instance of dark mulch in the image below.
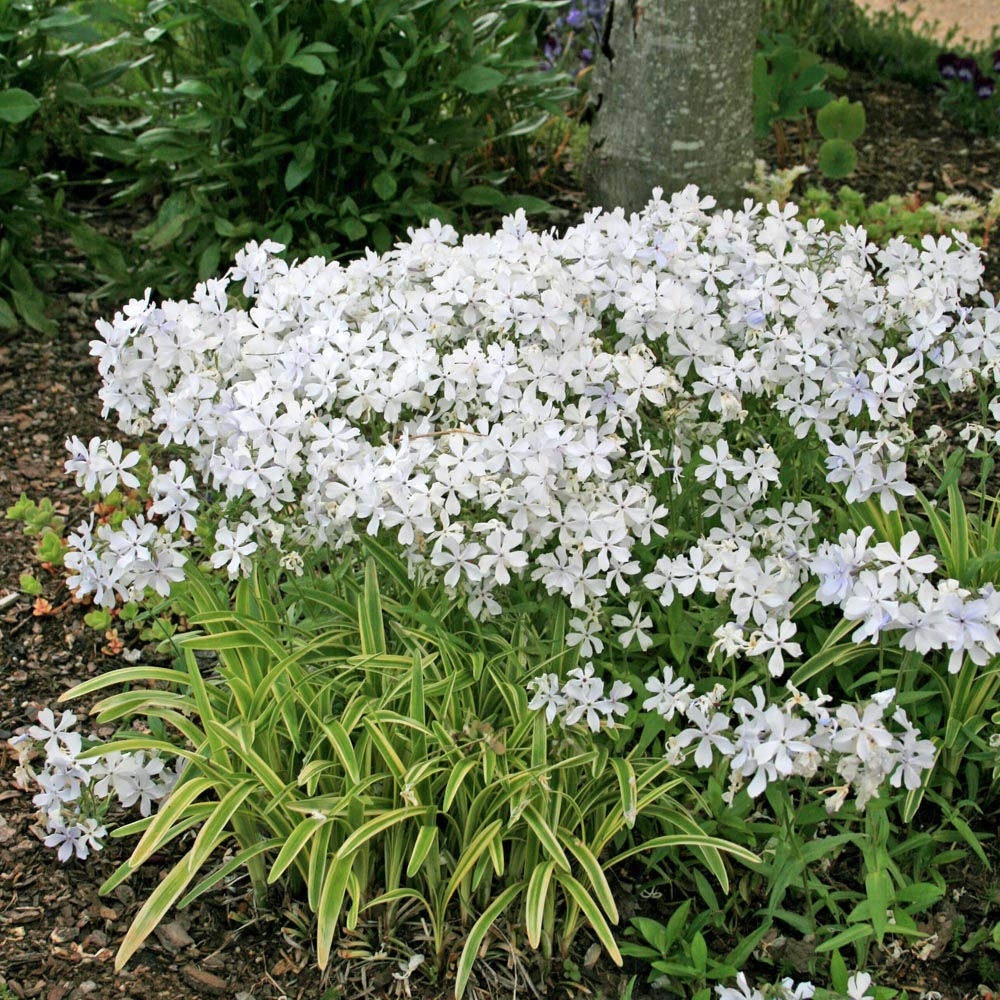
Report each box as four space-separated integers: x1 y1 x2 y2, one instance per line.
1 66 999 1000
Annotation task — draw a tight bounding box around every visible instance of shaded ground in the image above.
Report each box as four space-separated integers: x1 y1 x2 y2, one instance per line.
1 66 999 1000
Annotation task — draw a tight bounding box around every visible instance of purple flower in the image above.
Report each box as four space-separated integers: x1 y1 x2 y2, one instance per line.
566 6 585 29
543 34 563 64
957 57 979 83
937 52 959 79
580 47 593 65
976 73 996 100
993 49 1000 74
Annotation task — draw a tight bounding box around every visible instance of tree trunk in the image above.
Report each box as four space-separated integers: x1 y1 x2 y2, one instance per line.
584 0 761 213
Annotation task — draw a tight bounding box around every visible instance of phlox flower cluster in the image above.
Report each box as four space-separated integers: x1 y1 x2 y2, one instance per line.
71 186 1000 677
63 440 191 609
811 527 1000 669
8 708 178 861
529 666 935 812
716 971 874 1000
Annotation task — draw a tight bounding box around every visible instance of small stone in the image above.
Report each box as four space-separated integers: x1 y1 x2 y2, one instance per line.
154 921 194 952
181 966 228 995
76 983 98 996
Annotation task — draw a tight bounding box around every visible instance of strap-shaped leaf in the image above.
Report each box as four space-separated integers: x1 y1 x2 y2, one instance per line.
307 820 334 912
205 719 287 800
524 860 556 948
609 757 637 829
359 560 387 656
522 805 570 872
115 780 256 969
555 872 622 965
334 806 424 859
361 717 407 782
178 837 283 907
316 853 355 969
59 666 191 702
406 818 438 878
442 819 503 908
443 757 479 810
268 816 327 885
128 775 217 867
178 630 267 650
606 834 759 892
454 882 525 1000
560 833 618 922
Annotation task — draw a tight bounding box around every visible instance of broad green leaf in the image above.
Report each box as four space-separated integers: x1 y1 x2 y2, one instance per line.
289 53 325 75
0 88 41 124
453 65 505 94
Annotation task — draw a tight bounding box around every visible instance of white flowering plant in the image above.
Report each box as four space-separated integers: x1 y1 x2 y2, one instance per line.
7 707 178 863
13 183 1000 991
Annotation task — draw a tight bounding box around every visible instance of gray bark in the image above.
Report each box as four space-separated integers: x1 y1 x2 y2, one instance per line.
585 0 761 213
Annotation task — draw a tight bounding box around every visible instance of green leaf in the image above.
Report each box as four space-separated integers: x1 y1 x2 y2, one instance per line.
525 860 557 948
288 53 326 75
268 816 326 884
114 780 256 969
461 185 507 207
453 66 505 94
0 89 41 124
19 573 41 596
691 931 708 975
335 806 424 858
818 138 857 179
455 882 524 1000
815 923 874 952
372 171 397 201
522 806 571 872
556 872 622 964
317 853 354 968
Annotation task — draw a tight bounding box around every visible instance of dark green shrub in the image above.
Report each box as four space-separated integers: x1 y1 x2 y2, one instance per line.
0 1 138 334
102 0 574 296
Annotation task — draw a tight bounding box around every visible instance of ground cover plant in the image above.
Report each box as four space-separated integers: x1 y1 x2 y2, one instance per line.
2 3 1000 1000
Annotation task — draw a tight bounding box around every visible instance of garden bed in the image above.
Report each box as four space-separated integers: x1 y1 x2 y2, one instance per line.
1 55 999 1000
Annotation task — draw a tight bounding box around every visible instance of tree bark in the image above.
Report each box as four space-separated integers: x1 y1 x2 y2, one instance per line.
584 0 761 212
